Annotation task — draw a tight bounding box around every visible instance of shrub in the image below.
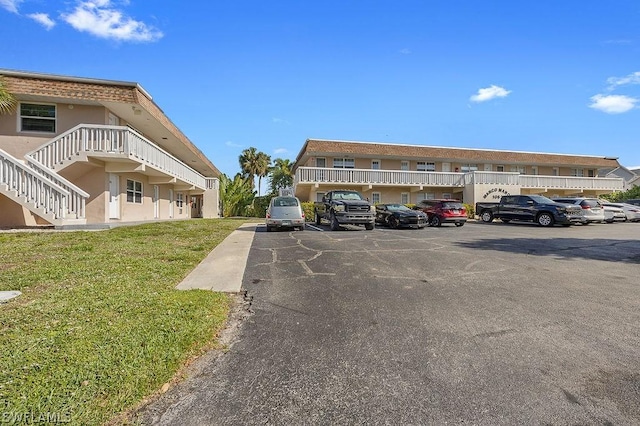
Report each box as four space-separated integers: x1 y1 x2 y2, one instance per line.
301 202 315 222
464 203 475 218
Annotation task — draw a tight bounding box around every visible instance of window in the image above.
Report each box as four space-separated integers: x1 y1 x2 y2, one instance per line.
553 167 559 176
400 192 409 204
371 160 380 169
571 168 584 177
400 161 409 171
496 165 505 172
176 192 184 212
371 192 381 204
20 103 56 133
531 166 538 175
417 161 435 171
460 164 478 172
510 166 525 174
442 193 452 199
333 158 355 169
587 169 595 177
416 193 435 202
126 179 143 204
316 192 325 202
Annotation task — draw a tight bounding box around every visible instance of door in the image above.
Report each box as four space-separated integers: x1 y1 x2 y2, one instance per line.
169 189 174 218
371 160 381 183
153 185 160 219
442 162 451 172
109 174 120 219
316 158 326 181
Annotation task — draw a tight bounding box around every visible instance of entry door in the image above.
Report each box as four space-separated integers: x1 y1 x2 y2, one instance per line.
153 185 160 219
442 162 451 172
109 174 120 219
168 189 174 218
316 158 326 181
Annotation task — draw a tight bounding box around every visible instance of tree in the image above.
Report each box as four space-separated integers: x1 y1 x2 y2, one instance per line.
218 173 255 217
268 158 294 195
0 77 17 115
238 147 270 196
255 151 271 196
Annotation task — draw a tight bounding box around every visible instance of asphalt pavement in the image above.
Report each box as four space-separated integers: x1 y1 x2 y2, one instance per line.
140 221 640 425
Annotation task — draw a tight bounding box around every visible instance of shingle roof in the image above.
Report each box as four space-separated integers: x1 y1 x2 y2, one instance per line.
295 139 620 169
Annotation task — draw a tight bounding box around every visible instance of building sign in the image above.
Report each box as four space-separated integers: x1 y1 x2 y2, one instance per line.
482 187 511 200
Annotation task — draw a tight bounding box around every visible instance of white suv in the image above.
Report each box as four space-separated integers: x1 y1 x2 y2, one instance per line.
551 197 605 224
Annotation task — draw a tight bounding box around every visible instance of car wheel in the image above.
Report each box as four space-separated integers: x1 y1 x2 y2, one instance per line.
430 215 442 227
266 225 272 232
606 219 614 223
387 216 400 229
314 210 322 225
481 211 493 223
330 212 340 231
537 212 554 227
365 223 374 230
455 222 464 227
298 225 305 231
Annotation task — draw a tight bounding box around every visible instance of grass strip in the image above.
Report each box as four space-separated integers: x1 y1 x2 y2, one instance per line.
0 219 250 425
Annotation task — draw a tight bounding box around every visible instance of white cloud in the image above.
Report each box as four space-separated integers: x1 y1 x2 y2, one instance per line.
589 94 637 114
61 0 163 42
470 85 511 103
28 13 56 30
0 0 22 13
273 148 288 154
399 48 411 55
606 71 640 91
272 117 290 125
225 141 242 148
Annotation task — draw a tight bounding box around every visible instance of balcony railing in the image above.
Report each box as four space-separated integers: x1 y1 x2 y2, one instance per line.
295 167 624 191
27 124 207 189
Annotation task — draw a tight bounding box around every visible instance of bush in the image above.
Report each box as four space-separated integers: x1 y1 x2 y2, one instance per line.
464 203 475 218
301 202 315 222
251 195 273 218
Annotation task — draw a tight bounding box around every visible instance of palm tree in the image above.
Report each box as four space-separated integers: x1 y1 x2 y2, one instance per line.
255 152 271 196
0 77 17 115
239 147 271 196
239 147 260 190
268 158 294 195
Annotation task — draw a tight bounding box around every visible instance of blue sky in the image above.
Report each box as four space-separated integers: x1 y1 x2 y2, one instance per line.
3 0 640 179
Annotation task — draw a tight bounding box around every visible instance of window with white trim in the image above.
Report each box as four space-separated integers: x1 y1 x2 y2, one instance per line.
496 165 505 172
333 158 355 169
371 192 381 204
400 161 409 171
461 164 478 172
442 192 452 199
510 166 525 174
417 161 436 171
126 179 143 204
587 169 595 177
176 192 184 208
371 160 380 169
571 168 584 177
400 192 409 204
20 103 56 133
531 166 538 175
416 193 435 202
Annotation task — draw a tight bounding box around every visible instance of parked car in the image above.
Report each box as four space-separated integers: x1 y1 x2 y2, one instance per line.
415 199 467 227
266 196 305 232
375 203 428 229
622 199 640 207
601 203 627 223
476 195 582 227
551 197 605 224
602 202 640 222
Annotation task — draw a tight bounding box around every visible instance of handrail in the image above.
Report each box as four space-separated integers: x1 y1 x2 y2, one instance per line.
0 148 71 220
26 124 208 189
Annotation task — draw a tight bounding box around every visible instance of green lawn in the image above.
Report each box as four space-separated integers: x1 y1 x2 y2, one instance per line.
0 219 251 425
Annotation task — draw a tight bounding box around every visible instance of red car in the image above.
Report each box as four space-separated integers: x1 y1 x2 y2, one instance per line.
415 199 467 227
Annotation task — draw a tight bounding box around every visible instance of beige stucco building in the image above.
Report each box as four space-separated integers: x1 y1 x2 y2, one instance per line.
293 139 624 206
0 69 220 228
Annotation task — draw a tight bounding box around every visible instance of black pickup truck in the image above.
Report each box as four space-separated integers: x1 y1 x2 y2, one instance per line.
314 190 375 230
475 195 583 227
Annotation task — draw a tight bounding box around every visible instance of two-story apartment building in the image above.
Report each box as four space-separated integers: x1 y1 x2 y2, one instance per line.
0 69 220 228
293 138 624 207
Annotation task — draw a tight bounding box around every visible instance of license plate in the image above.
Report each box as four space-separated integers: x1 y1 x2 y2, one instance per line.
282 220 291 226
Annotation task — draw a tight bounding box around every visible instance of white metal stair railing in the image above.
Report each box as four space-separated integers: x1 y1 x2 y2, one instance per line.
0 148 84 225
27 124 208 189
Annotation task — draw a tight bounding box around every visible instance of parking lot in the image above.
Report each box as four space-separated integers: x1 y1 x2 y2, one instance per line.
144 221 640 425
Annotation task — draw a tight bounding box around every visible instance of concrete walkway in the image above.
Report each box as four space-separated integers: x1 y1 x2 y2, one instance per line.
176 223 257 293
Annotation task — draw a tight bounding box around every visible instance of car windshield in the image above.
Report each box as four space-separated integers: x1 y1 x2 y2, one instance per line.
385 204 411 211
332 191 364 201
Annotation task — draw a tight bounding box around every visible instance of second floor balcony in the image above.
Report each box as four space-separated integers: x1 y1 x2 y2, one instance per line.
294 167 624 191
